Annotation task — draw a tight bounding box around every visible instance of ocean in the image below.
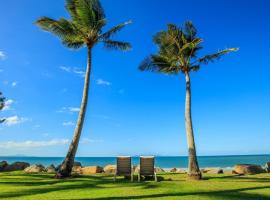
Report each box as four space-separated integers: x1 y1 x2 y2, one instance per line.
0 155 269 169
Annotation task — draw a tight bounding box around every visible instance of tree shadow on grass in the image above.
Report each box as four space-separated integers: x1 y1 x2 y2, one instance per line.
208 174 270 183
77 185 270 200
0 174 152 199
1 173 270 199
0 180 105 199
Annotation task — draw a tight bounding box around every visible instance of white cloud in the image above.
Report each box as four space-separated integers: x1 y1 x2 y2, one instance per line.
60 66 71 72
73 68 85 77
11 81 17 87
96 79 111 86
3 116 30 126
62 121 75 126
81 138 104 144
57 107 80 113
0 51 6 60
2 99 14 111
69 107 80 112
60 66 85 77
0 139 69 148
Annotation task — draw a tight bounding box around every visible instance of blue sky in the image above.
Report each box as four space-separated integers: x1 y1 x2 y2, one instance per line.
0 0 270 156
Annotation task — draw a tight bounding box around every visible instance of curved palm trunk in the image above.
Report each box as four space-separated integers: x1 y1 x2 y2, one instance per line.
184 72 202 180
56 48 92 178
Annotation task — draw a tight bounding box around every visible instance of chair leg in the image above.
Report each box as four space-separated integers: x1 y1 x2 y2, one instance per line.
114 174 116 182
138 173 140 182
154 172 157 182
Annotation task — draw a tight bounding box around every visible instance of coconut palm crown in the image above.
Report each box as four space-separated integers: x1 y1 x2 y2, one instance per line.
36 0 131 50
139 21 238 180
36 0 131 178
140 21 238 74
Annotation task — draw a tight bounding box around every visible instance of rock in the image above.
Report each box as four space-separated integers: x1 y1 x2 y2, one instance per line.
232 164 265 175
103 165 116 174
155 167 165 173
74 162 82 167
0 161 8 171
3 162 30 171
264 162 270 172
24 164 46 173
46 164 56 173
201 168 223 174
178 169 187 174
72 166 82 174
170 168 178 173
80 166 103 174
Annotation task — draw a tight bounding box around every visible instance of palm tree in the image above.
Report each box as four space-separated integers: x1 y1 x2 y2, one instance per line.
36 0 131 178
0 92 5 123
139 21 238 180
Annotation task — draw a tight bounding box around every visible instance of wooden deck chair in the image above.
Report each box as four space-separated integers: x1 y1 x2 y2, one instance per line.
138 156 157 182
114 156 133 182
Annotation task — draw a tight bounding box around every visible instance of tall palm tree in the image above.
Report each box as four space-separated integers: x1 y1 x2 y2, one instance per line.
139 21 238 180
36 0 131 178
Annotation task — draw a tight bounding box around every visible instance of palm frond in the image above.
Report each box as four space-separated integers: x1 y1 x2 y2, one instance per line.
198 48 239 64
66 0 79 21
183 21 197 41
103 40 131 51
139 55 179 74
73 0 105 30
100 20 132 40
36 17 85 49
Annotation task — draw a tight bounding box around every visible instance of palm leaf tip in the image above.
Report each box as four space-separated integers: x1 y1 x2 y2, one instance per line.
103 40 131 51
139 57 154 71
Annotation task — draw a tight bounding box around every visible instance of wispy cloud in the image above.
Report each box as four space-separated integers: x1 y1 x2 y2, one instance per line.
0 51 6 60
96 79 111 86
2 99 14 111
3 116 30 126
57 107 80 113
11 81 17 87
81 138 104 144
69 107 80 112
62 121 75 126
0 139 69 148
60 66 85 77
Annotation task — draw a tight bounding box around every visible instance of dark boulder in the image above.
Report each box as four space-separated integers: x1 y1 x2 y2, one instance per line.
232 164 265 175
3 162 30 171
0 161 8 171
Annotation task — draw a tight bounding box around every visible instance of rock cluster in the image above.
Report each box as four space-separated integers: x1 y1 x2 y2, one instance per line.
1 160 270 175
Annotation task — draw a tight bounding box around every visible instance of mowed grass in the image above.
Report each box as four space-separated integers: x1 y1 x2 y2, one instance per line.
0 172 270 199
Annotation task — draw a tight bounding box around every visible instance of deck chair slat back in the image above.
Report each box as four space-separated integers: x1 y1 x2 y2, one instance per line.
139 157 155 176
117 157 131 175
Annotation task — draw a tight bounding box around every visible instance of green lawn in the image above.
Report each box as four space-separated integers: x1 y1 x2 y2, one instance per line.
0 172 270 199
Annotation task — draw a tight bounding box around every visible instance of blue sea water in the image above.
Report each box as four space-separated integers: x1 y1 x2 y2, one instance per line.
0 155 269 168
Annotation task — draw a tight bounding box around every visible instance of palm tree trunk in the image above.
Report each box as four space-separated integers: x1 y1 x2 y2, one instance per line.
184 71 202 180
56 48 92 178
